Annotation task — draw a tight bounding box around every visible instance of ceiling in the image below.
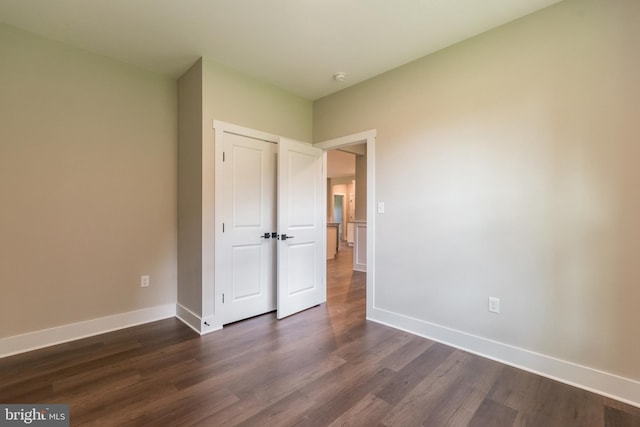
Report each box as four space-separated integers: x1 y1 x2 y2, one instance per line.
0 0 562 100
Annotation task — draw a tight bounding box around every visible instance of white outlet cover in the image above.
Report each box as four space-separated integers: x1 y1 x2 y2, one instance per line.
141 275 150 287
488 297 500 313
377 202 385 214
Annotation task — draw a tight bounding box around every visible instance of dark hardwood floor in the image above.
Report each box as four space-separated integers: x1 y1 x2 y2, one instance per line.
2 245 640 426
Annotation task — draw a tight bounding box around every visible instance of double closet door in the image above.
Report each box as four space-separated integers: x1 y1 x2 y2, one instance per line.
217 127 325 325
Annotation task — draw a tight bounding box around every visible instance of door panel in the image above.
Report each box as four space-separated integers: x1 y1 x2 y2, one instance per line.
287 242 317 294
288 151 317 226
277 138 325 319
221 132 276 324
232 145 264 227
232 245 263 299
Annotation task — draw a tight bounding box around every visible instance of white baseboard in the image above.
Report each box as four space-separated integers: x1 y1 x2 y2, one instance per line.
0 304 176 358
176 304 222 335
176 304 202 333
369 306 640 408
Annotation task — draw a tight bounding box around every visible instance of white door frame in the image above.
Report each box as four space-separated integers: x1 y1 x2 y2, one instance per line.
314 130 376 318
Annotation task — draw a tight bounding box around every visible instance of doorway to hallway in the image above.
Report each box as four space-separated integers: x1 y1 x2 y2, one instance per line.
317 129 375 318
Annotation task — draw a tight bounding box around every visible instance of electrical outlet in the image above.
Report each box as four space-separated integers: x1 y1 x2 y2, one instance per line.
141 275 150 287
488 297 500 313
377 202 385 214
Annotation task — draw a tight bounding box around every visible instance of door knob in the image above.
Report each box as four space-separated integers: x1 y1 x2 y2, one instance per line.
280 234 295 240
260 232 271 239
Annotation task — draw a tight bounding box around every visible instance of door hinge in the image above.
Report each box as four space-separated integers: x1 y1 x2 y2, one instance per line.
222 293 225 303
223 151 226 162
222 222 225 232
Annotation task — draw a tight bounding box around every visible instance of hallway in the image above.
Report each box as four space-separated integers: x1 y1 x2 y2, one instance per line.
326 244 366 320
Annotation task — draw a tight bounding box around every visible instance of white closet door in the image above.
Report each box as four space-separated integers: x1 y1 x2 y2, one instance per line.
220 132 276 324
277 137 326 319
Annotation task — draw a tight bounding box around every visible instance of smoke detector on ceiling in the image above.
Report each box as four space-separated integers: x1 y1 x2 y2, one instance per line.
333 72 346 82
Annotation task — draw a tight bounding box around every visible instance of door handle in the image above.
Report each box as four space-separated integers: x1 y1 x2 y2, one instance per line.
260 232 271 239
280 234 295 241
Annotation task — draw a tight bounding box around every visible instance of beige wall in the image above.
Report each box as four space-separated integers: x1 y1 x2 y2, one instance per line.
0 24 312 336
177 60 203 314
202 57 312 143
177 57 313 318
0 24 177 337
314 0 640 381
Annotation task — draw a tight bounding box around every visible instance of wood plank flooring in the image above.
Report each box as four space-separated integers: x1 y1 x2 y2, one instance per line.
2 245 640 426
